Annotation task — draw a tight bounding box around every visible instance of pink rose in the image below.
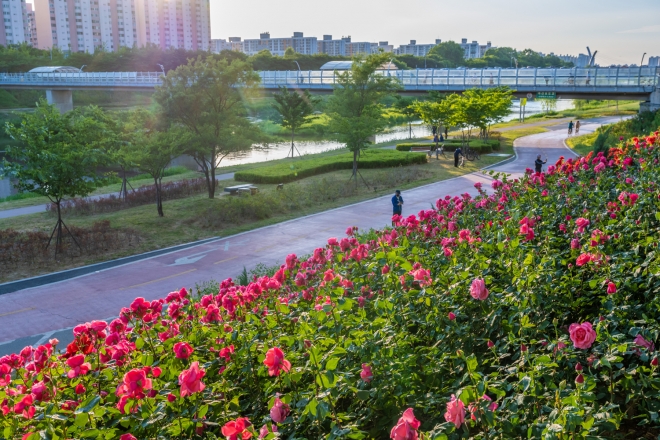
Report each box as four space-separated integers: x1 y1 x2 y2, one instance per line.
571 238 580 249
390 408 420 440
178 361 206 397
634 334 655 351
444 394 465 428
270 396 290 423
470 278 489 300
569 322 597 349
360 364 373 383
576 253 591 266
173 342 194 359
607 282 616 294
448 312 456 321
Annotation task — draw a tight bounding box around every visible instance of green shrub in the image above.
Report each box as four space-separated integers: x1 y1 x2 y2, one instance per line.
396 142 494 154
233 150 428 184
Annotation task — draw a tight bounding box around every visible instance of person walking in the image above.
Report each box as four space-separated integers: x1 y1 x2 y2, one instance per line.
575 120 581 134
534 154 547 173
568 120 574 135
454 147 463 167
392 190 403 218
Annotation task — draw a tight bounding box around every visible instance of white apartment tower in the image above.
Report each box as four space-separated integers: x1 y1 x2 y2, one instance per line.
0 0 30 46
33 0 210 53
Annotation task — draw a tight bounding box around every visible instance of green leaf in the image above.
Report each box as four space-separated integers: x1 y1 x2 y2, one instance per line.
520 376 532 391
466 354 478 372
326 357 340 371
75 395 101 414
356 390 370 400
74 412 89 428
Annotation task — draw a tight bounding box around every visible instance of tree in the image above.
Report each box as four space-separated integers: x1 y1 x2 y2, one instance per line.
481 87 513 138
326 53 401 186
121 109 175 217
539 98 557 114
154 56 261 198
3 101 109 252
272 87 320 157
283 47 297 59
412 93 456 143
428 41 465 67
393 96 419 139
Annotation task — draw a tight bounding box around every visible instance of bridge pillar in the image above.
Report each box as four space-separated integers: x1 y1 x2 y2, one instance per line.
640 89 660 113
46 90 73 113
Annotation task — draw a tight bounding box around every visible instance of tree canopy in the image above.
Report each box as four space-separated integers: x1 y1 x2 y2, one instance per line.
154 55 262 198
272 87 320 157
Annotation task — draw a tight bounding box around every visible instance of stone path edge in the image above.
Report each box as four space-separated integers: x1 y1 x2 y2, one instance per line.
0 236 222 295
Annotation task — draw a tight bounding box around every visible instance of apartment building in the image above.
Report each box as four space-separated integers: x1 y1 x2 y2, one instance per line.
647 56 659 68
394 39 441 57
32 0 210 53
460 38 492 59
26 3 37 46
241 32 318 56
0 0 30 46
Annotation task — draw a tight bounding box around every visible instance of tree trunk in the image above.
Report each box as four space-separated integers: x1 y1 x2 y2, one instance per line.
209 161 216 199
120 167 128 202
56 200 63 252
291 128 295 158
409 121 412 139
155 177 164 217
352 150 358 189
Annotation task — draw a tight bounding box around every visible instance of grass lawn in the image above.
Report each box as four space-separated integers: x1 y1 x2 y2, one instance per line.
0 126 548 282
566 132 598 156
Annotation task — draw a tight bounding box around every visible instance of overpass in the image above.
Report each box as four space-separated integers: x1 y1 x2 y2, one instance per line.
1 67 658 113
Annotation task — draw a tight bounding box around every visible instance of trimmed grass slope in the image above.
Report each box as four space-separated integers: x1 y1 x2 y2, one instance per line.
234 149 428 184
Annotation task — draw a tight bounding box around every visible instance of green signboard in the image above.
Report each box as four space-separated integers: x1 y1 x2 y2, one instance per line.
536 92 557 100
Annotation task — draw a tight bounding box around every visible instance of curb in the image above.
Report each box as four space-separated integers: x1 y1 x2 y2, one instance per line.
0 237 221 296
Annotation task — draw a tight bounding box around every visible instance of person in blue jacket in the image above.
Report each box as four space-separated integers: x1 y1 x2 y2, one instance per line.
392 190 403 217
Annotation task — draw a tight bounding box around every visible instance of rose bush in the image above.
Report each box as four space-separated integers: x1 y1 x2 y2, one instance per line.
1 131 660 439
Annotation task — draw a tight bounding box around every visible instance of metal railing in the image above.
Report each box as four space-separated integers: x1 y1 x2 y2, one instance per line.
0 67 658 92
259 67 660 91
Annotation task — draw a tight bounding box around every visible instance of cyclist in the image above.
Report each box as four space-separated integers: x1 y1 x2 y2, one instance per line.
575 120 581 135
568 121 574 135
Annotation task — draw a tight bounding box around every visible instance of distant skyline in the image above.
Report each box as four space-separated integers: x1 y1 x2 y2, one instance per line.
209 0 660 65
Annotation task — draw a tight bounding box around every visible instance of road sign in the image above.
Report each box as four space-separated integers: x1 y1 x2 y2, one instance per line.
520 98 527 106
526 93 533 99
537 92 557 99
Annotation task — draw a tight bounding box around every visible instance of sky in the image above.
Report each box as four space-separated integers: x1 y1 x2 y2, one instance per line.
210 0 660 65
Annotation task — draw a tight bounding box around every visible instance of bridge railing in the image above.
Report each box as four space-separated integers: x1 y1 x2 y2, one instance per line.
0 68 658 91
0 71 163 86
258 67 660 89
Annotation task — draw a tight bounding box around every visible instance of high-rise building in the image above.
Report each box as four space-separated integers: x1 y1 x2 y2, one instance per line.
242 32 318 56
33 0 210 53
26 3 38 47
394 39 441 57
648 56 659 68
459 38 492 59
0 0 30 46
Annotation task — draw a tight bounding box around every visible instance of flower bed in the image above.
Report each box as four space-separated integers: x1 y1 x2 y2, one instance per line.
2 131 660 439
233 150 428 184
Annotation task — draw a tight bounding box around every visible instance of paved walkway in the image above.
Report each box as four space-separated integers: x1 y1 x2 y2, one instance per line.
0 172 236 219
0 118 618 355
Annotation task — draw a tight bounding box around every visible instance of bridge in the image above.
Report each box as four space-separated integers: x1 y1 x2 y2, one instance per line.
1 67 658 113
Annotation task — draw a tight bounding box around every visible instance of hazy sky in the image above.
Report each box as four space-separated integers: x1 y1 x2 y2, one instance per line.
210 0 660 65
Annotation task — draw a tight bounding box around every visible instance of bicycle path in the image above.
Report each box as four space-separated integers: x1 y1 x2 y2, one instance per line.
0 118 615 355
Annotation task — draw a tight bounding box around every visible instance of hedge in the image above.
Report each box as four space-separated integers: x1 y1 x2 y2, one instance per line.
234 150 428 184
396 142 494 154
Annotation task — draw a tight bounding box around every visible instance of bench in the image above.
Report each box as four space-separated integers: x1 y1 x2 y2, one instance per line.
224 184 259 195
410 145 431 153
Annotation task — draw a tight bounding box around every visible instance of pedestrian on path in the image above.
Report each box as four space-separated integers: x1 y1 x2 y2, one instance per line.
454 147 463 167
575 120 581 134
392 190 403 217
535 154 547 173
568 121 574 135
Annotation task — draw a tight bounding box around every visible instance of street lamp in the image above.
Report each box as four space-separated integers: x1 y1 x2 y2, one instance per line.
424 53 427 69
157 64 165 75
511 57 518 69
641 52 647 66
293 60 302 84
79 65 86 72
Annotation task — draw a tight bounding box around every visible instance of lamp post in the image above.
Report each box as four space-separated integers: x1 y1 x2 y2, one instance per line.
511 57 517 69
424 53 427 69
79 65 86 72
157 64 165 76
641 52 647 66
293 60 302 84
